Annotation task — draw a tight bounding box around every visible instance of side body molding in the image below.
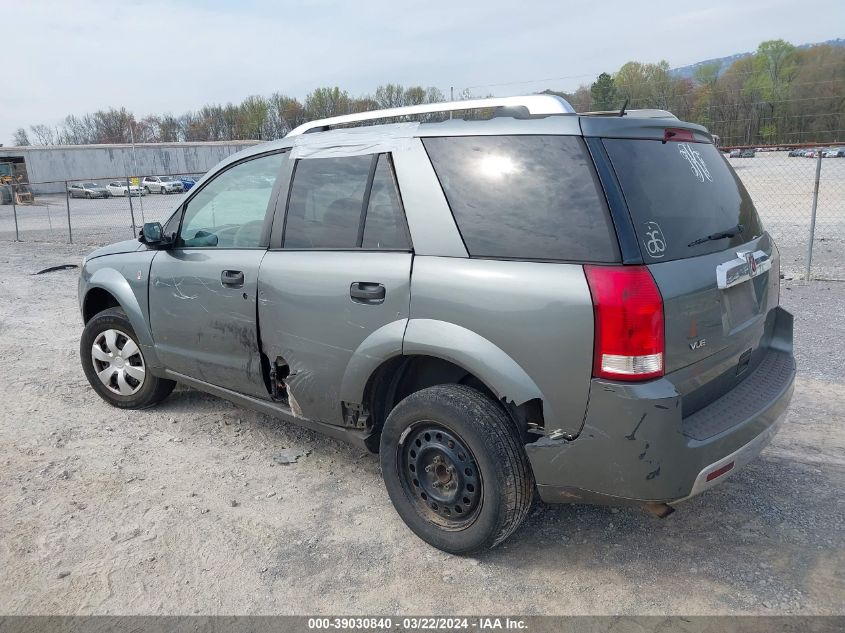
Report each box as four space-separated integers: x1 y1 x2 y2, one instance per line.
402 319 544 409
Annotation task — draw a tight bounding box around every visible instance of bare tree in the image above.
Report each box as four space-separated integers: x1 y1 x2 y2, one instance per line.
13 128 30 146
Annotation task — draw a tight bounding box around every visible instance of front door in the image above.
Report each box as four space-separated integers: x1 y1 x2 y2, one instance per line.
148 151 287 397
258 152 413 424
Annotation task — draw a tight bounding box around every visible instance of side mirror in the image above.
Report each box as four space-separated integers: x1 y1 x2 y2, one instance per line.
139 222 169 247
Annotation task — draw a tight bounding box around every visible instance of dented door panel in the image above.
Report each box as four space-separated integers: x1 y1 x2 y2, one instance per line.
149 249 268 397
257 251 412 425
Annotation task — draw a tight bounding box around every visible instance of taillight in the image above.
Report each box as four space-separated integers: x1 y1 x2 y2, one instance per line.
584 265 665 381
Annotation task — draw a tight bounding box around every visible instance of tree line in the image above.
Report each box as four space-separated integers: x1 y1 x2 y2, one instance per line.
562 39 845 146
13 85 452 147
13 40 844 148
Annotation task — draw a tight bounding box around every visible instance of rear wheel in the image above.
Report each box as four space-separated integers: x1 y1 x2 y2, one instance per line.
80 307 175 409
143 186 150 194
380 384 534 553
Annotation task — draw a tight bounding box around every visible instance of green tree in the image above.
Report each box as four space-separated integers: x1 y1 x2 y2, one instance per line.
238 95 270 139
305 87 351 120
746 39 798 142
590 73 618 110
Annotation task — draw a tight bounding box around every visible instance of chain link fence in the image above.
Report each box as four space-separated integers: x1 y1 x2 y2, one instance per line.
0 173 203 246
1 149 844 280
723 146 845 281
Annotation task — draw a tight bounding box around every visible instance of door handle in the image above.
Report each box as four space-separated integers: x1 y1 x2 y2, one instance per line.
221 270 245 287
350 282 386 304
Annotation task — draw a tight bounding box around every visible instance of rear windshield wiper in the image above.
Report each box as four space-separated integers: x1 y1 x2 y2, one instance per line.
688 224 744 247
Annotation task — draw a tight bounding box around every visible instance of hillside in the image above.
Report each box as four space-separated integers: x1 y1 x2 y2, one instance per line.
670 37 845 79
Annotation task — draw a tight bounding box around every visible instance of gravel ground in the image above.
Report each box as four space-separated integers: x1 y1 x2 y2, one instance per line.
0 240 843 616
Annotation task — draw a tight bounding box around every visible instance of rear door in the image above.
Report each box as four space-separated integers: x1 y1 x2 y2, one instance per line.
258 152 412 426
601 135 778 414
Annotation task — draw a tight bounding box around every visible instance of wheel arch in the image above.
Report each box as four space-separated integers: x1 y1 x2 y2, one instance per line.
82 267 161 368
345 319 546 451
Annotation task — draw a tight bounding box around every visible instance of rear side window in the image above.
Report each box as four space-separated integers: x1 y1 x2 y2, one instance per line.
603 139 764 262
283 154 410 250
362 155 410 249
422 135 619 262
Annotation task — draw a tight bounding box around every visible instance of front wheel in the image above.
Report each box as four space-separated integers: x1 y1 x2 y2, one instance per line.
380 384 534 554
80 307 175 409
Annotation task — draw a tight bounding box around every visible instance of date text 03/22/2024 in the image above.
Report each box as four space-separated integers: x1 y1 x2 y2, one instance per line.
307 617 528 630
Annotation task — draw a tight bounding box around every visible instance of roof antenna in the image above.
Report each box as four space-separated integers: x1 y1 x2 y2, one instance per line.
619 98 629 117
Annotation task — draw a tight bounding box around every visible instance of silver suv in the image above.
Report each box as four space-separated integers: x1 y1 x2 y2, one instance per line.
142 175 184 194
78 96 795 553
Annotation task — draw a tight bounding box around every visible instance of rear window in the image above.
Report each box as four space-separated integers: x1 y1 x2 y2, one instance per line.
423 135 619 262
603 139 764 262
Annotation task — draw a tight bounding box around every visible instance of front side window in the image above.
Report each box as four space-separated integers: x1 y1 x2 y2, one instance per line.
178 152 285 248
283 154 410 250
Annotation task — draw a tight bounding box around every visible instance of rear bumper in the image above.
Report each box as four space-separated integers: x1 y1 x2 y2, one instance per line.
528 307 795 505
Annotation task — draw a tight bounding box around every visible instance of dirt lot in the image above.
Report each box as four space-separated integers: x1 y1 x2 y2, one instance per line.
0 240 843 616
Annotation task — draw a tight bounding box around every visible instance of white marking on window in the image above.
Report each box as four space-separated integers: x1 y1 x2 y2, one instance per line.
643 221 667 258
678 143 712 183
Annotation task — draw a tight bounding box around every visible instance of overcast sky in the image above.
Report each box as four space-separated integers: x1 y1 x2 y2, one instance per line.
3 0 843 145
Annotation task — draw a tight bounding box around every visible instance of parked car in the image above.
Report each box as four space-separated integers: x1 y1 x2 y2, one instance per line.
788 148 804 157
77 96 795 553
69 182 110 198
179 176 197 191
106 182 145 197
142 176 184 194
823 147 843 158
728 149 742 158
805 149 820 158
740 149 755 158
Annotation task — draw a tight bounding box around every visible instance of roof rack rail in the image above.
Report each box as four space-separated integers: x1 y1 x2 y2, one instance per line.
285 95 576 137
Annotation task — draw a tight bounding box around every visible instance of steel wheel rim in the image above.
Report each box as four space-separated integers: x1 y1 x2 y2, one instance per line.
91 328 145 396
398 422 483 530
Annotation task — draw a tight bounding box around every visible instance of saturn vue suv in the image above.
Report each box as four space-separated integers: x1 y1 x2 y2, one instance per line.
77 95 795 553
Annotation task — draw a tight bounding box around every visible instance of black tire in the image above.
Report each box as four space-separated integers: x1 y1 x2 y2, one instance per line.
144 186 150 195
380 384 534 554
80 307 175 409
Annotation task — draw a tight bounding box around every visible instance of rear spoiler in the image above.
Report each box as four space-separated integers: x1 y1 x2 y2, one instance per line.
579 115 713 144
579 109 678 120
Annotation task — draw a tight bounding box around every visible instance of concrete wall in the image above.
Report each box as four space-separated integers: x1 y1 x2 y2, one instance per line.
0 141 261 193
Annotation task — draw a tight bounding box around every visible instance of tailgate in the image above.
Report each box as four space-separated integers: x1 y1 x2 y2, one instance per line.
602 136 782 413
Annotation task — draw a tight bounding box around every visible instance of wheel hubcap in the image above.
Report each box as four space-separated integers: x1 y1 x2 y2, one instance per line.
91 329 145 396
399 424 482 526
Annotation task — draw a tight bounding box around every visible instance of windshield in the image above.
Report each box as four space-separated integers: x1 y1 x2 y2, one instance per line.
160 176 175 182
603 139 764 262
83 182 100 188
